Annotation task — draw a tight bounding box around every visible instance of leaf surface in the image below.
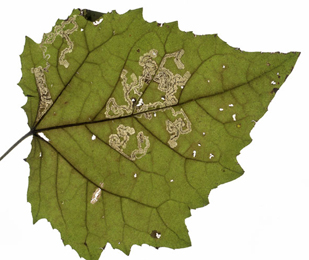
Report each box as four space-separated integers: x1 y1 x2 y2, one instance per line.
18 8 299 260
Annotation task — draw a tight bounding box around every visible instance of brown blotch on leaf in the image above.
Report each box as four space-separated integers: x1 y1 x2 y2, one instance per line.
271 88 279 94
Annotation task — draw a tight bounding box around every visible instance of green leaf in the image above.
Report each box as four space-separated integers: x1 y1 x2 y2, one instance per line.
8 8 300 260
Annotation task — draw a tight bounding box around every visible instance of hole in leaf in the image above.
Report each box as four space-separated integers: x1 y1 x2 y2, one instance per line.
92 135 96 140
229 104 234 107
271 80 276 85
193 150 197 157
154 112 157 117
232 114 237 121
170 179 174 182
161 96 165 100
209 153 214 159
150 230 161 239
134 173 137 178
38 132 50 142
202 132 206 136
136 98 143 107
93 18 103 25
198 143 201 147
219 108 224 111
222 65 226 68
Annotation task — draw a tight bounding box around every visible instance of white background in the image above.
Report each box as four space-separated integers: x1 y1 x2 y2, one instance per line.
0 0 308 259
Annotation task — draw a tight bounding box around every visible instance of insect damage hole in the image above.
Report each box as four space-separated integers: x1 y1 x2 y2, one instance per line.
232 114 237 121
209 153 214 159
193 150 197 157
91 135 96 140
271 80 276 85
93 18 103 25
38 132 50 142
150 230 161 239
136 98 144 107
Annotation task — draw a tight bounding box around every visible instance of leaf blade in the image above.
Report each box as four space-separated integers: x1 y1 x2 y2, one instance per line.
18 8 300 260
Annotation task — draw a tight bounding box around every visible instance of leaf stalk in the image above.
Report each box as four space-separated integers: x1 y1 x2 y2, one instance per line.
0 130 33 161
